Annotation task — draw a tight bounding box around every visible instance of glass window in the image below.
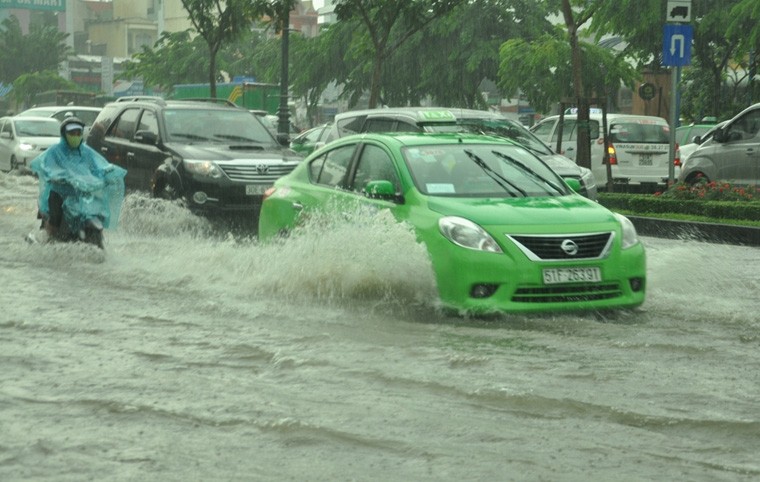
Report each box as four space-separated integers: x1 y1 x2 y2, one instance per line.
352 144 400 192
364 118 397 133
138 110 159 137
610 122 668 143
109 108 141 140
311 144 356 187
163 108 275 144
336 115 366 137
403 143 567 198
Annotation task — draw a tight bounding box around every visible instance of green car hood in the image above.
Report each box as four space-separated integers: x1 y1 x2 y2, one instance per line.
425 195 616 226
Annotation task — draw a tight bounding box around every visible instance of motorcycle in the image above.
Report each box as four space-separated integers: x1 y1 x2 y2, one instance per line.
29 164 126 250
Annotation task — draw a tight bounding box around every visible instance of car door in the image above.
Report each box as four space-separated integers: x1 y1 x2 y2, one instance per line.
131 109 167 191
716 107 760 184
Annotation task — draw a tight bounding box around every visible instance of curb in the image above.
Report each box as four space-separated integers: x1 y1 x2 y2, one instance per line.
627 216 760 247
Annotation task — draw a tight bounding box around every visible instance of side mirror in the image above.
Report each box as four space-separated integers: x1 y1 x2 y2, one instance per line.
135 130 158 145
564 178 582 193
276 133 290 146
692 135 702 144
365 180 403 203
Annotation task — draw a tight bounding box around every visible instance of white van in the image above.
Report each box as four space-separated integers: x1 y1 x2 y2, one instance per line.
531 113 673 191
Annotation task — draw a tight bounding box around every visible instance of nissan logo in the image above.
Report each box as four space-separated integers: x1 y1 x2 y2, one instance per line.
560 239 579 256
256 164 270 174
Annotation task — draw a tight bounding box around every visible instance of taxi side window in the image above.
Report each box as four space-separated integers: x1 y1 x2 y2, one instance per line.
364 118 396 133
309 144 356 187
352 144 400 192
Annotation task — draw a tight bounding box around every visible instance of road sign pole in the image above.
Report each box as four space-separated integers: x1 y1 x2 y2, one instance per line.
668 65 679 186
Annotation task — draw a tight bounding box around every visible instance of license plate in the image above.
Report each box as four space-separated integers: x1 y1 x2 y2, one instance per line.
639 154 653 166
543 267 601 284
245 184 270 195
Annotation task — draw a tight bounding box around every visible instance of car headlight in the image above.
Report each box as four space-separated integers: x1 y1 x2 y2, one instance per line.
19 142 34 151
439 216 503 253
614 213 639 249
183 159 223 178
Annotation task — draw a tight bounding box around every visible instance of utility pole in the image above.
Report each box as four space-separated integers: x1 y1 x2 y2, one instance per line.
277 4 290 144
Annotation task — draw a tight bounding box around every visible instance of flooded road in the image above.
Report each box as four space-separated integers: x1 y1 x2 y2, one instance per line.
1 171 759 481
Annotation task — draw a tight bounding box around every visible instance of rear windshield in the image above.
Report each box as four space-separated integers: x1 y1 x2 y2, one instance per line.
610 122 669 143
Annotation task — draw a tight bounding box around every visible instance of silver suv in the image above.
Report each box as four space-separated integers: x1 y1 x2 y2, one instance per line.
326 107 598 200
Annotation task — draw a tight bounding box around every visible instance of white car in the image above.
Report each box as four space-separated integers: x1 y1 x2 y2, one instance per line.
0 116 61 172
531 113 673 191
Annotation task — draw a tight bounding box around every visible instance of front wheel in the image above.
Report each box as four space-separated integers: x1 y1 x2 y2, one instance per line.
151 172 180 200
685 172 709 185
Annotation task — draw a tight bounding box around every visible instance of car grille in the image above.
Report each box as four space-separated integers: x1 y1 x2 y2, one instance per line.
220 163 297 183
508 232 613 261
512 283 622 303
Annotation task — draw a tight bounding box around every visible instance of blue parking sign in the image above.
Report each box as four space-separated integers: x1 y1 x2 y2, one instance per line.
662 24 692 66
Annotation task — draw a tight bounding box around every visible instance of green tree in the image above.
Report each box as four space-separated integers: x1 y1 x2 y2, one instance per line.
0 15 69 83
122 30 210 91
400 0 551 108
180 0 257 98
13 70 76 108
333 0 465 108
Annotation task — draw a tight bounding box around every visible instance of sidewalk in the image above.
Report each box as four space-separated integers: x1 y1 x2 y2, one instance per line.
628 216 760 247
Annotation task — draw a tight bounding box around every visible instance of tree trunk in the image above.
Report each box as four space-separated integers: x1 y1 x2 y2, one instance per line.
209 45 218 99
368 52 384 108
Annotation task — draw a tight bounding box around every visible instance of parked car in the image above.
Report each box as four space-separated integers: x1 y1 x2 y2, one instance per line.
677 120 727 165
326 107 598 200
258 132 646 314
289 123 332 156
85 97 303 215
16 105 102 138
678 103 760 187
531 113 673 192
0 116 61 172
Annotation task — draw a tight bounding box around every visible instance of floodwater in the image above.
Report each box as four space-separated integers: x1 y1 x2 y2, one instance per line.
1 171 759 481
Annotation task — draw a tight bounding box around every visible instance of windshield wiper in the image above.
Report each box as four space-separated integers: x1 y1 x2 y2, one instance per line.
214 134 264 143
462 149 525 197
170 132 210 142
490 150 564 195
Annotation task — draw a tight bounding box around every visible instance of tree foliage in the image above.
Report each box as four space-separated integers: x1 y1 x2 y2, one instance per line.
12 70 76 108
0 16 69 84
180 0 261 97
333 0 465 108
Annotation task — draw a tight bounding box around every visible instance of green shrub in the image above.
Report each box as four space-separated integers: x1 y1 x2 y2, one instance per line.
597 181 760 222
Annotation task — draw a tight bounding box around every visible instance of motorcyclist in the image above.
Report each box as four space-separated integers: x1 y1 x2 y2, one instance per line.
29 116 127 245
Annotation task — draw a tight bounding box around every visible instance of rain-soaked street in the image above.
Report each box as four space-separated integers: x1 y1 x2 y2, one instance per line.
1 171 759 481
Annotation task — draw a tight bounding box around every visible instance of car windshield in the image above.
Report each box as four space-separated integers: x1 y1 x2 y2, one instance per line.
164 108 277 144
403 143 568 198
453 119 553 155
14 119 60 137
610 122 669 143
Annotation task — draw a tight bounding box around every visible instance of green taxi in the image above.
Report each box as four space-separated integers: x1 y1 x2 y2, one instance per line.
258 132 646 314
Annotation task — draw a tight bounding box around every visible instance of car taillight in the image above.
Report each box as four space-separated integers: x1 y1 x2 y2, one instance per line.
607 144 617 165
674 142 681 167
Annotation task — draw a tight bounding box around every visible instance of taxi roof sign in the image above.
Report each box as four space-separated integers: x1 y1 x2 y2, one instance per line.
418 110 457 122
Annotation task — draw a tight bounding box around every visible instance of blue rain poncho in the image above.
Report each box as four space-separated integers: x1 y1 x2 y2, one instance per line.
30 135 127 232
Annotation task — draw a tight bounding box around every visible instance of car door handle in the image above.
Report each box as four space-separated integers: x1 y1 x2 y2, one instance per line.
126 152 135 159
292 202 304 212
100 147 108 154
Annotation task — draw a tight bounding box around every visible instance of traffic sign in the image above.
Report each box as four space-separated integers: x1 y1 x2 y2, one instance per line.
662 24 692 67
667 0 691 22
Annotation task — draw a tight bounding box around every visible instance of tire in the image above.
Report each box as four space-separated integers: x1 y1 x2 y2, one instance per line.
151 172 181 201
9 155 18 171
685 172 708 185
83 227 104 249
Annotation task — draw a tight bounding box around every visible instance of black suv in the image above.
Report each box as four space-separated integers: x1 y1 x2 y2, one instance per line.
86 97 302 214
